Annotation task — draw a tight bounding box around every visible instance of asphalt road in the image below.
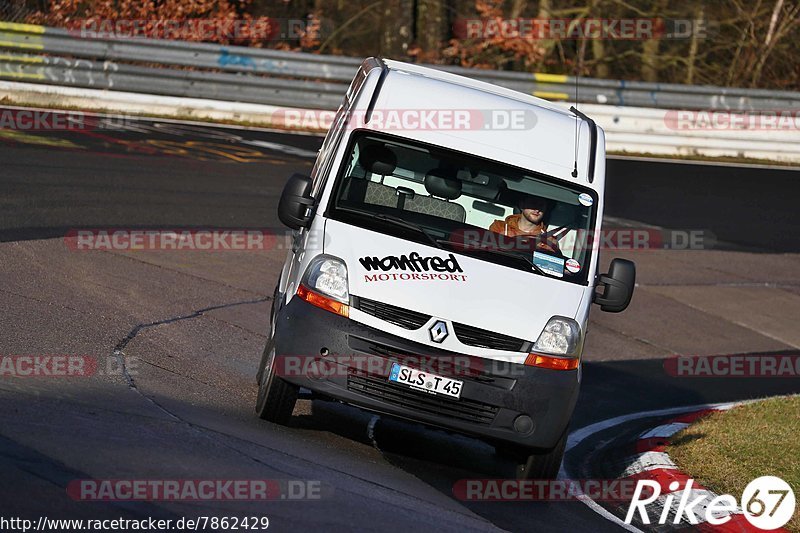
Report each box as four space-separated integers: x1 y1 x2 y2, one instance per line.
1 109 799 532
2 115 798 252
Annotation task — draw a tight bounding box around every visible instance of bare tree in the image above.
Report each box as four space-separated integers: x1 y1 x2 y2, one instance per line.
639 0 668 82
18 0 800 90
380 0 414 57
749 0 800 86
684 3 704 84
416 0 446 57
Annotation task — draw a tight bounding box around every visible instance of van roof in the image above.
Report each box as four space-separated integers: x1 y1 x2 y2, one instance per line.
354 59 603 188
383 59 573 118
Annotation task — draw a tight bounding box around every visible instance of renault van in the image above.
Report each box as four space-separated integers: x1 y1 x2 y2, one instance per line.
256 58 635 479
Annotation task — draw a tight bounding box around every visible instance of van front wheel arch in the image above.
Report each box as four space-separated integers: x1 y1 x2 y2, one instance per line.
496 429 568 480
255 339 298 425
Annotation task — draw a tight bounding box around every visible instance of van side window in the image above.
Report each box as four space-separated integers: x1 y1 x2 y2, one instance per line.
310 64 372 198
310 107 347 198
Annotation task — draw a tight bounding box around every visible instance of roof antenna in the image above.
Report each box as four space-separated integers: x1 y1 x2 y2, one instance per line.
571 61 579 178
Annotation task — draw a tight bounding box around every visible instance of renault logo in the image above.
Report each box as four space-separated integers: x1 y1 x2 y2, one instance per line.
429 320 449 343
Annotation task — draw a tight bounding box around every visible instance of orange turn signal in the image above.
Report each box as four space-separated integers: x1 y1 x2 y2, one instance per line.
297 285 349 317
524 353 579 371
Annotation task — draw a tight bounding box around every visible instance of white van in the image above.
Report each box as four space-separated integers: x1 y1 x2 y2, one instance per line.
256 58 635 479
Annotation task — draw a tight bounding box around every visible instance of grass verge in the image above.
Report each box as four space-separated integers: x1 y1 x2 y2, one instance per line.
668 395 800 531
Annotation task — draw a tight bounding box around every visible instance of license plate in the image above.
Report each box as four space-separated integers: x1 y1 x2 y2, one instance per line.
388 362 463 399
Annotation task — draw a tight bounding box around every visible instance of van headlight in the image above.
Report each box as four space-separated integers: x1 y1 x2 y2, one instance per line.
532 316 581 356
303 255 349 303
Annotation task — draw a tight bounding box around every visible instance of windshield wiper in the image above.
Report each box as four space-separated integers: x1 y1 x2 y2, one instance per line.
436 239 549 277
335 207 443 250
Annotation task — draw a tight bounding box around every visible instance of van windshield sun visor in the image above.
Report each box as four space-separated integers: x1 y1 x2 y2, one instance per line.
424 169 462 200
360 144 397 175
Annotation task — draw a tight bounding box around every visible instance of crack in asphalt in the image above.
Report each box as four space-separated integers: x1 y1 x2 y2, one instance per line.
104 249 272 296
138 359 216 387
107 299 495 527
642 288 799 350
589 321 678 356
200 311 270 338
111 296 270 419
639 281 800 288
0 286 86 315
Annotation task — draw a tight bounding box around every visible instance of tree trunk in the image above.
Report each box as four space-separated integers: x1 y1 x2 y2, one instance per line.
640 0 668 82
764 0 785 46
380 0 413 57
416 0 445 55
532 0 553 70
684 4 704 84
750 0 788 86
510 0 528 19
589 0 608 79
590 40 608 78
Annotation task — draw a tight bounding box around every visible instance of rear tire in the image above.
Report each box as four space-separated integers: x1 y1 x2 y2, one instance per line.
497 429 568 480
255 339 298 425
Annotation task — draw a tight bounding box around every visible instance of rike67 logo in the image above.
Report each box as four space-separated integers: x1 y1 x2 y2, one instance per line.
625 476 795 529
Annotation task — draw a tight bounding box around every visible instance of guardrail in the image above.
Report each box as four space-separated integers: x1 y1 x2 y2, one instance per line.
0 20 798 163
581 104 800 163
2 21 800 112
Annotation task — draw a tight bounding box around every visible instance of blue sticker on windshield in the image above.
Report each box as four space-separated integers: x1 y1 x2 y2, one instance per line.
533 252 565 278
578 193 593 207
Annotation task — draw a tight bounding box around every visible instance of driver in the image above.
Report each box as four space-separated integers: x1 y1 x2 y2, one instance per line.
489 195 561 254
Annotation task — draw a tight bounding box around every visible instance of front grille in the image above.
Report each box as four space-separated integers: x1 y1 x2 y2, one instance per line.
347 372 499 426
348 336 498 381
453 322 527 352
354 296 430 330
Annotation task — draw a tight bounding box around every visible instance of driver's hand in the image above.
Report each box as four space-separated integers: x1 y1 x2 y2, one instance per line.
536 241 556 253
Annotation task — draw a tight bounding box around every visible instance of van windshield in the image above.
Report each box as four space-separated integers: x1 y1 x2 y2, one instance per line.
328 131 598 285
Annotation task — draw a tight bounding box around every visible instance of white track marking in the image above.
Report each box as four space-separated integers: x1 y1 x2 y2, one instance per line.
639 422 689 439
560 401 743 532
619 451 676 477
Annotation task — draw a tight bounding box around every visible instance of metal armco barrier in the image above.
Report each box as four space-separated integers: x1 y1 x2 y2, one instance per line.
1 21 799 163
2 21 799 112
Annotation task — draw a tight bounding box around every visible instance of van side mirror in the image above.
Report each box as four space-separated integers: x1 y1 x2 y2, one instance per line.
594 258 636 313
278 173 314 230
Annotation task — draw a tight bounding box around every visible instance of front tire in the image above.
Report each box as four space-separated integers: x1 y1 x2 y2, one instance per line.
255 340 298 425
497 429 568 480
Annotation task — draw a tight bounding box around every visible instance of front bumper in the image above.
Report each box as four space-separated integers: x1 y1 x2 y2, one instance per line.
272 296 580 449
